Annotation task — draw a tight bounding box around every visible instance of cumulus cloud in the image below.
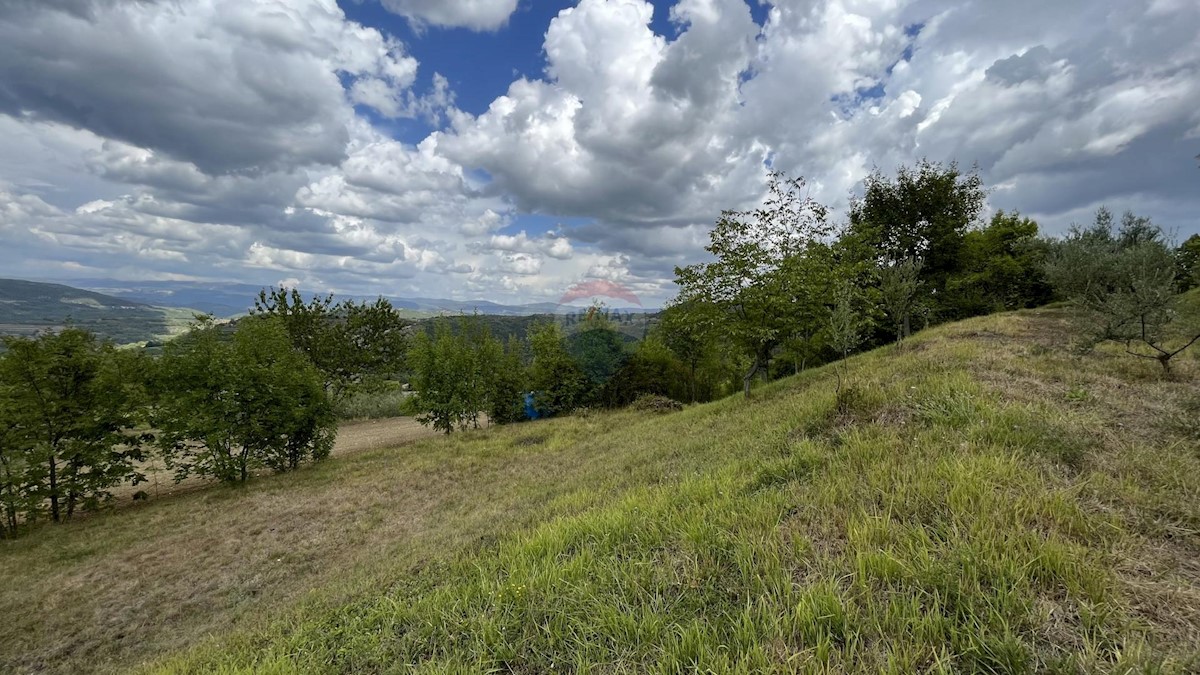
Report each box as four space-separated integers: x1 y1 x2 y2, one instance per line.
378 0 519 31
0 0 418 174
1 0 1198 306
438 0 765 228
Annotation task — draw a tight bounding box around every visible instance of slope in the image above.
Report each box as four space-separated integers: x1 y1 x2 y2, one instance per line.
0 278 200 345
1 307 1198 673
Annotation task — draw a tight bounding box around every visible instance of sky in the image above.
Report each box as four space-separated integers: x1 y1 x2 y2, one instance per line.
1 0 1198 306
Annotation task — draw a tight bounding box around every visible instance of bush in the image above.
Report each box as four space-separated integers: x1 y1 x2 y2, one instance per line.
334 383 410 420
630 394 683 413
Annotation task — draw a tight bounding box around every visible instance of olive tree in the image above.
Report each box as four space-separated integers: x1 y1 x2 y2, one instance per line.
1046 209 1200 374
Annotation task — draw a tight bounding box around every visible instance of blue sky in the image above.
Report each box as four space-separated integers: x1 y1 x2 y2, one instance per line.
0 0 1197 305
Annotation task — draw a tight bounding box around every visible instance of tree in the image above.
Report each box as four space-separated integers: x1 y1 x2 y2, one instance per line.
483 335 527 425
878 257 923 342
407 318 475 434
0 329 145 523
827 280 868 392
566 308 629 402
1046 209 1200 374
0 383 30 537
657 299 720 403
527 321 586 416
600 336 690 407
848 159 986 318
155 316 335 482
1177 234 1200 292
252 287 409 401
675 172 836 398
944 210 1053 317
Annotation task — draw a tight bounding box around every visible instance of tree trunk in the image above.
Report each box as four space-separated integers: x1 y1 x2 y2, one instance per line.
902 313 911 340
742 357 759 399
48 454 59 523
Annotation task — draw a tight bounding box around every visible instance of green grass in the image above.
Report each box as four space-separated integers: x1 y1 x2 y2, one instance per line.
3 308 1199 673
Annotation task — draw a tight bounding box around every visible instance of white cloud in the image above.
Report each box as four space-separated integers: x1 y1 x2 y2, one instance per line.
378 0 519 31
1 0 1198 306
0 0 418 174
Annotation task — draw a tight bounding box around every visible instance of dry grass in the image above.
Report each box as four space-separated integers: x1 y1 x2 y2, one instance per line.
2 306 1199 674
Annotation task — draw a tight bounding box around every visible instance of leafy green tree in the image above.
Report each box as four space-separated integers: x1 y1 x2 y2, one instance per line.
827 280 868 392
252 287 409 401
878 257 923 341
848 159 986 316
483 335 527 425
567 309 629 401
675 172 836 398
527 321 586 416
408 318 474 434
1046 209 1200 374
944 210 1053 317
1177 234 1200 291
0 329 145 523
0 383 30 537
155 316 334 482
600 336 690 407
657 299 721 402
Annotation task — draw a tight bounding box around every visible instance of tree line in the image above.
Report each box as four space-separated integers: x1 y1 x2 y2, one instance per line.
0 291 409 538
406 159 1200 426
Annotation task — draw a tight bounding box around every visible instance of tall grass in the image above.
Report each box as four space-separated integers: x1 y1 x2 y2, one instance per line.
4 308 1198 674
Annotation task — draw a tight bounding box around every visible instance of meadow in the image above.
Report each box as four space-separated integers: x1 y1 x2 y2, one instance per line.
2 307 1198 673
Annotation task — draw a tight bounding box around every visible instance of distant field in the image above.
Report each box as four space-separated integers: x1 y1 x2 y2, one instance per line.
0 279 204 345
2 307 1198 673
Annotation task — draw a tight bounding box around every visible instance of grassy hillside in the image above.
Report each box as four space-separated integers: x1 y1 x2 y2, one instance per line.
2 307 1198 673
0 278 199 345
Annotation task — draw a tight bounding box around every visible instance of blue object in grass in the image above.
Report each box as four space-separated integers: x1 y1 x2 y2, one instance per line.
523 392 540 420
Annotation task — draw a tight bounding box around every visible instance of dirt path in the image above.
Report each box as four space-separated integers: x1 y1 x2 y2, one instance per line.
128 416 442 501
331 416 440 455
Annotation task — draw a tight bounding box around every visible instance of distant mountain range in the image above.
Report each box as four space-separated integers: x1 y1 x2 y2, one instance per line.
1 278 659 347
0 278 199 345
47 278 656 318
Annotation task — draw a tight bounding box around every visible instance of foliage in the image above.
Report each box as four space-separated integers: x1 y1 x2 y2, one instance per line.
407 318 476 434
1177 234 1200 291
878 256 923 341
407 315 525 432
628 393 684 413
827 280 868 392
483 335 527 425
0 329 146 532
252 287 409 401
154 316 335 482
566 309 631 401
848 159 986 318
600 336 690 407
333 381 410 420
675 172 836 398
945 210 1054 317
657 299 725 402
527 321 586 416
1046 208 1200 373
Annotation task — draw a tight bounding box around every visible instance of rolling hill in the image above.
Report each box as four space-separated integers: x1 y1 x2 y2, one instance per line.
0 279 202 345
59 278 655 319
1 307 1198 673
